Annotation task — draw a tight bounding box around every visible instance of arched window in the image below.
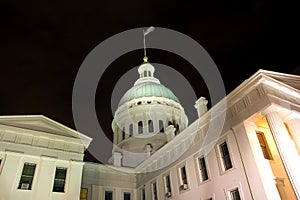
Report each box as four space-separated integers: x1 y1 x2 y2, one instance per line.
138 121 143 134
144 71 147 77
148 71 151 76
148 120 154 133
122 127 126 140
129 124 133 137
159 120 164 133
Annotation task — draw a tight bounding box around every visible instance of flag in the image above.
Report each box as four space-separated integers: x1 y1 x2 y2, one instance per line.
143 26 155 36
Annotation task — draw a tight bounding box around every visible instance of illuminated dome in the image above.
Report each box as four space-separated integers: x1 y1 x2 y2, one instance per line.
118 82 179 107
111 57 188 168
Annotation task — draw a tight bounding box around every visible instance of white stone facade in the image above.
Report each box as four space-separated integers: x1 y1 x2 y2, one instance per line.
0 115 92 200
82 70 300 200
1 69 300 200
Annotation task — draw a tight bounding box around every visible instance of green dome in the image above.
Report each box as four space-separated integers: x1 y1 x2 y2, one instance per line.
118 82 179 107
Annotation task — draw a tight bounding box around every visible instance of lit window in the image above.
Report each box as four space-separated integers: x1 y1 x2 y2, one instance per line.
164 174 172 198
80 188 88 200
256 131 272 160
159 120 164 132
219 141 233 170
230 188 241 200
105 191 113 200
18 163 36 190
138 121 143 134
198 156 209 181
124 192 131 200
148 120 154 133
179 166 188 191
152 181 158 200
122 127 126 140
53 167 67 192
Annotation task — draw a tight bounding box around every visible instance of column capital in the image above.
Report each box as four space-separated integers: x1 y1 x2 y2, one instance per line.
261 104 280 115
285 111 300 122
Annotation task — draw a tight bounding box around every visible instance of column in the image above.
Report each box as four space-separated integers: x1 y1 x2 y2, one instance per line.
286 114 300 151
33 156 56 200
66 161 85 199
264 109 300 199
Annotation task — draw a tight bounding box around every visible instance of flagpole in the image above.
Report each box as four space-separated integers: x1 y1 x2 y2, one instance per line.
143 30 147 57
143 27 155 61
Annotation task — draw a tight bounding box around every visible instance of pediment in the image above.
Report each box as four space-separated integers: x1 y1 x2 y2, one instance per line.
0 115 80 138
260 70 300 90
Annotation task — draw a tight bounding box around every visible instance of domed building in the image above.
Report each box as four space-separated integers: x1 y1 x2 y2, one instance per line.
111 57 188 167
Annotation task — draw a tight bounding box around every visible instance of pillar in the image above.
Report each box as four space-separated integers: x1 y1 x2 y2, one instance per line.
264 109 300 199
286 113 300 152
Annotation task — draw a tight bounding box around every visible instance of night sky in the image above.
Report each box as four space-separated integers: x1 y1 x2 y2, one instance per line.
1 0 300 162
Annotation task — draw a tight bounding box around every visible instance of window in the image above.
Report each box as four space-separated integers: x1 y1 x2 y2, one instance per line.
80 188 88 200
230 188 241 200
122 127 126 140
219 141 233 170
152 182 158 200
164 174 172 198
159 120 164 132
129 124 133 137
18 163 36 190
138 121 143 134
198 156 209 181
148 120 154 133
53 167 67 192
175 124 179 135
124 192 131 200
141 187 146 200
148 71 151 76
105 191 113 200
256 131 272 160
179 166 188 191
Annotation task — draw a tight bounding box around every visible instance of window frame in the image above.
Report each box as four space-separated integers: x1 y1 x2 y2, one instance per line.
256 131 273 160
80 188 88 200
177 163 189 192
228 187 242 200
151 180 158 200
18 162 37 190
123 191 131 200
163 173 172 198
148 120 154 133
52 167 68 193
216 139 235 173
129 124 133 137
140 186 146 200
194 153 210 184
159 120 164 133
138 121 143 134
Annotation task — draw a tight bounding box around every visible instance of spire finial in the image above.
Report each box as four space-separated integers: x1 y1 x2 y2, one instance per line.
143 56 148 62
143 26 155 59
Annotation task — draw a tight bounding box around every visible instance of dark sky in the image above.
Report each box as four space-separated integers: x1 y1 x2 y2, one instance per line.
1 0 300 162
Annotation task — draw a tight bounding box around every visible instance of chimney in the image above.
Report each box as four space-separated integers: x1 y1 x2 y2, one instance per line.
194 97 208 118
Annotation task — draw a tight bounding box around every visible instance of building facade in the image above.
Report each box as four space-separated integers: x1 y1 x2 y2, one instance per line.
1 58 300 200
0 115 92 200
82 60 300 200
